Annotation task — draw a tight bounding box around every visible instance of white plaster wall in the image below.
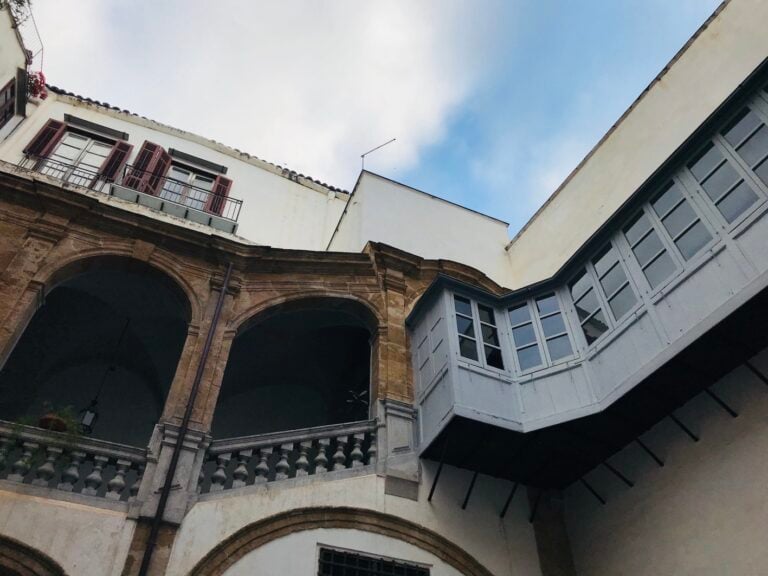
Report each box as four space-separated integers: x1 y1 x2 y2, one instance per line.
224 528 461 576
508 0 768 286
564 347 768 576
167 469 542 576
0 95 348 250
0 6 25 88
0 490 135 576
330 172 514 286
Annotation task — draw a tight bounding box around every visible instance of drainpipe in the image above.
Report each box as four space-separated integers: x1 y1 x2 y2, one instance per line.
138 262 233 576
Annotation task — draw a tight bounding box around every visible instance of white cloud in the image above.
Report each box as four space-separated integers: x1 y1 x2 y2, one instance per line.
29 0 506 189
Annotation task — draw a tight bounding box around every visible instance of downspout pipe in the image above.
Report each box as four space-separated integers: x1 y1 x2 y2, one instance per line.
138 262 233 576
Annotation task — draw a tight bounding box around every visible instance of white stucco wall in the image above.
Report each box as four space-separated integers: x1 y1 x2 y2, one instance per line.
0 490 134 576
0 94 348 251
329 172 514 286
167 469 542 576
564 347 768 575
0 6 25 88
225 529 461 576
508 0 768 286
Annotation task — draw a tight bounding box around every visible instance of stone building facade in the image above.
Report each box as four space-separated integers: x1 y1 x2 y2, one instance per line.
1 1 768 575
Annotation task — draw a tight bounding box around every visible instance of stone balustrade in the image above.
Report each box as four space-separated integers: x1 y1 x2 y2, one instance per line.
0 421 146 502
199 420 378 494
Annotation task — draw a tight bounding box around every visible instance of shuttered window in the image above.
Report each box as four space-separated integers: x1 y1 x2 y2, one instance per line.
123 141 172 195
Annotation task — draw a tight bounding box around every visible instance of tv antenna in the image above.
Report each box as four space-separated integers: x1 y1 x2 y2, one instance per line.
361 138 396 170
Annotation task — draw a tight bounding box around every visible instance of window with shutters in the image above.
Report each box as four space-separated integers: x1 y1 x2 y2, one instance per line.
318 548 429 576
0 78 16 130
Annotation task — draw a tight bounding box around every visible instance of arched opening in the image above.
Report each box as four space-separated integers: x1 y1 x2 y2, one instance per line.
0 257 190 447
212 297 376 439
0 534 67 576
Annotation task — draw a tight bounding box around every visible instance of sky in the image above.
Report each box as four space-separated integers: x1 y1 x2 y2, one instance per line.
24 0 722 235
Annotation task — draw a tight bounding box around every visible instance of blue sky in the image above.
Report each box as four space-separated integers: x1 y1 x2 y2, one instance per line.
27 0 722 236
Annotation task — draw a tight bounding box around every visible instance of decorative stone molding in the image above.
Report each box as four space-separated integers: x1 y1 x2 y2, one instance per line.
188 507 494 576
0 534 67 576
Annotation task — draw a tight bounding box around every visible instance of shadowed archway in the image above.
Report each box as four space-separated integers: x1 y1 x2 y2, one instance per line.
0 257 191 447
212 297 377 439
0 534 67 576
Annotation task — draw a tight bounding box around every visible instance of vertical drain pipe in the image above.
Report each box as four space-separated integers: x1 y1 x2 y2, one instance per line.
138 262 233 576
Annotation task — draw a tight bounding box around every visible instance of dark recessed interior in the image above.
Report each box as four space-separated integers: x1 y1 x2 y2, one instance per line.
212 301 372 439
0 259 189 447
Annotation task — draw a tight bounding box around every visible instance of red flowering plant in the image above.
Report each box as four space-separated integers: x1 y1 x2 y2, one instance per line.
27 70 47 99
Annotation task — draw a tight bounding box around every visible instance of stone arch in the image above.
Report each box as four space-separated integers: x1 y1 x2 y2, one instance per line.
188 507 493 576
227 291 383 336
34 251 198 325
0 534 67 576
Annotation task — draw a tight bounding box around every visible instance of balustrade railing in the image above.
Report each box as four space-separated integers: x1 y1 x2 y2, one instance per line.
199 420 377 494
0 421 146 503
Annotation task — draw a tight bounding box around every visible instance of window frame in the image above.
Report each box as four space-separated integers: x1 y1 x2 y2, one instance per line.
160 162 217 211
42 128 116 188
506 291 576 374
317 546 430 576
450 292 508 374
0 77 16 131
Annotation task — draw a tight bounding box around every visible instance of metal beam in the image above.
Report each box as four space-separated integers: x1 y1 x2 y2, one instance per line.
461 471 479 510
579 478 606 505
427 436 449 502
528 488 543 524
669 413 699 442
703 387 738 418
635 438 664 467
745 360 768 387
602 461 634 488
499 482 519 518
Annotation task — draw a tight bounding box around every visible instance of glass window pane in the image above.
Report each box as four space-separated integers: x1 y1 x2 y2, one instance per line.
454 296 472 317
624 212 652 246
755 157 768 187
512 323 537 347
535 294 559 316
459 336 478 361
574 289 600 321
652 182 684 217
716 181 759 223
644 251 676 288
688 143 722 182
592 245 618 278
456 315 475 338
722 108 762 147
600 263 627 297
569 270 592 301
701 162 740 201
481 324 499 346
547 334 573 361
540 313 566 337
517 345 542 371
633 230 664 267
193 175 214 191
608 284 636 319
485 346 504 369
581 310 609 344
508 303 531 326
477 304 495 325
675 220 711 260
661 200 697 238
735 125 768 167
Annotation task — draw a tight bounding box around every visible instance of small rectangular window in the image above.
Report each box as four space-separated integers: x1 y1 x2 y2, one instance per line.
509 302 542 371
688 142 759 223
535 294 573 361
648 181 713 263
0 78 15 131
478 304 504 369
318 548 429 576
592 245 637 320
454 295 478 361
569 270 609 345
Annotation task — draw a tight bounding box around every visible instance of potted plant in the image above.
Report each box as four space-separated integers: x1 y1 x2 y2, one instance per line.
38 403 79 434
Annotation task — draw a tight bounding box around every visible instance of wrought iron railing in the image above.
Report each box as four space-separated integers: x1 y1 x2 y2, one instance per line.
199 420 378 494
20 156 243 223
0 420 146 502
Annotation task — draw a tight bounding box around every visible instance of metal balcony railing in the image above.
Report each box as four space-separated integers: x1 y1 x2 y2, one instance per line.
21 156 243 224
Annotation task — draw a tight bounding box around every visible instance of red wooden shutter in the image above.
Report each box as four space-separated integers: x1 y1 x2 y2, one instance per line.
98 141 133 183
206 175 232 216
23 119 66 158
122 141 170 195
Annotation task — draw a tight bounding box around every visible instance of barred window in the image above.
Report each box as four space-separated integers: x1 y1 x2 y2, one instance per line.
318 548 429 576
